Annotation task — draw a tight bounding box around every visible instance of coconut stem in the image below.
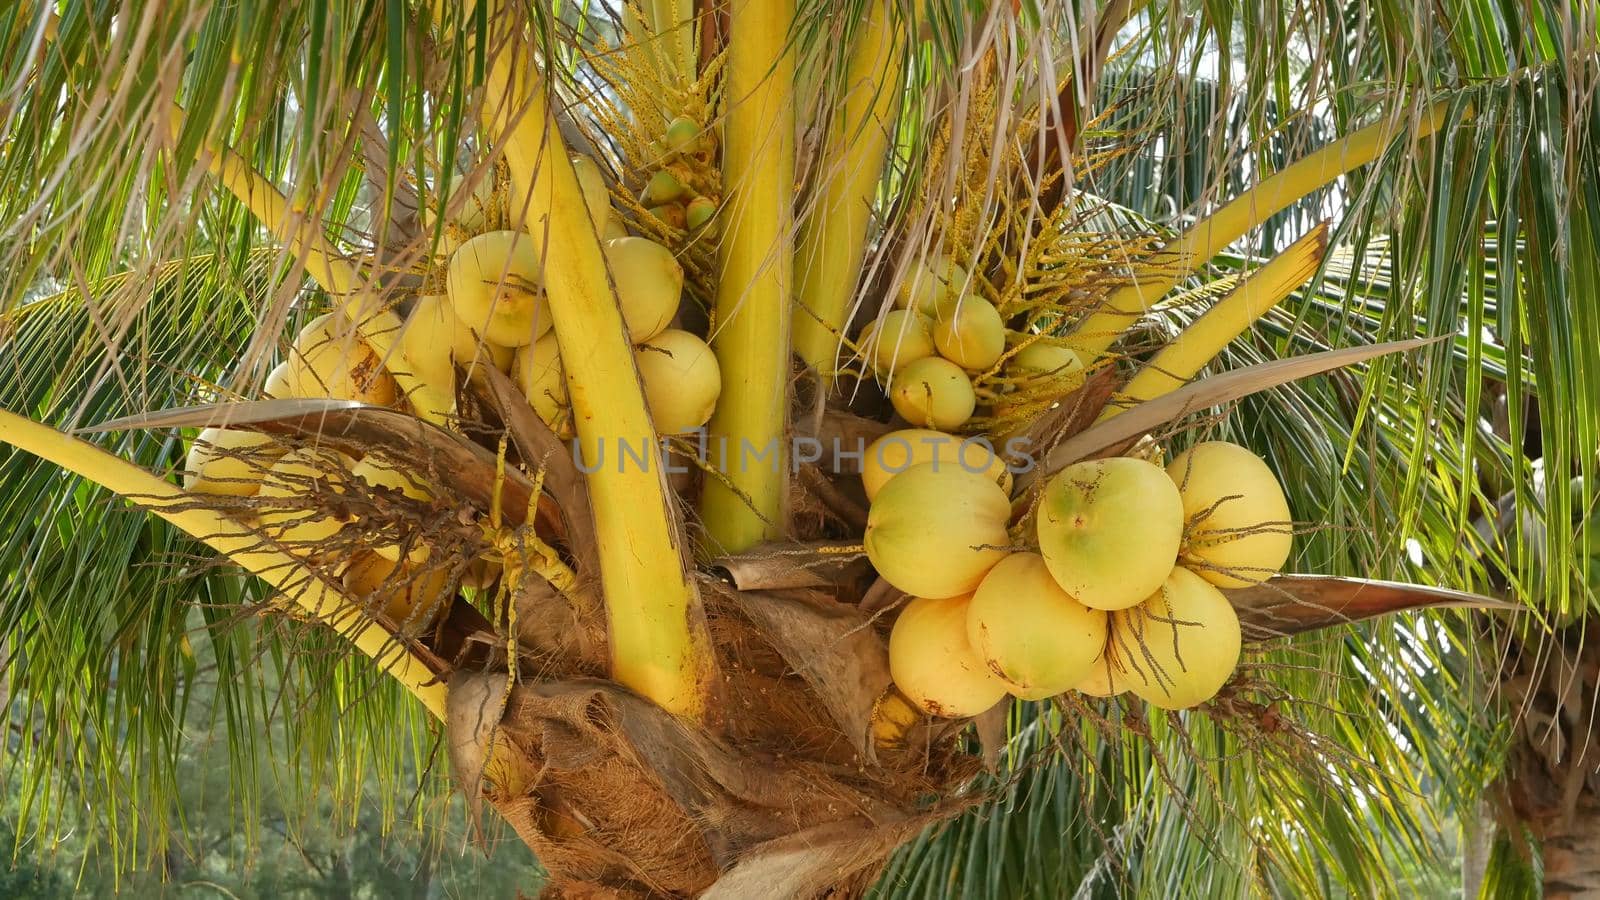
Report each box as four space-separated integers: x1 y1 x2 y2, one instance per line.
166 107 456 425
699 0 797 553
1098 222 1330 419
1066 104 1453 361
0 408 448 720
791 3 904 382
478 10 714 719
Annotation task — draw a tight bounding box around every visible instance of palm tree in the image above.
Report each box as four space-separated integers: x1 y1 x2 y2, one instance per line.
0 1 1595 896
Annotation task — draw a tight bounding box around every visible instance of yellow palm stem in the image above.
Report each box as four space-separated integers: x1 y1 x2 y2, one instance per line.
699 0 797 553
1098 222 1329 420
1068 104 1451 360
0 408 447 720
792 2 903 382
478 14 713 718
167 107 456 424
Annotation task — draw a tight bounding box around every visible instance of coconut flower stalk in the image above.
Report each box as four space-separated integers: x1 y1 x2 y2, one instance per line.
1101 222 1331 418
166 106 456 425
792 3 905 381
0 408 448 719
700 0 797 553
1066 105 1453 361
479 16 715 718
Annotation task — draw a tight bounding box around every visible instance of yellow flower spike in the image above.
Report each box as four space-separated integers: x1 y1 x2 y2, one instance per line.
1067 105 1452 361
1099 222 1329 419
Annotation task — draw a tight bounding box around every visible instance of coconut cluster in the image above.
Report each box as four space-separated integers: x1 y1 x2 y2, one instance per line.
181 152 723 631
858 253 1086 432
867 437 1292 718
638 116 719 233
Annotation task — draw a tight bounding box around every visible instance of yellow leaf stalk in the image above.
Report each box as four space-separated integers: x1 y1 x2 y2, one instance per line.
167 107 456 424
1068 105 1452 361
0 409 447 720
792 3 904 381
700 0 797 553
479 14 714 718
1099 222 1329 420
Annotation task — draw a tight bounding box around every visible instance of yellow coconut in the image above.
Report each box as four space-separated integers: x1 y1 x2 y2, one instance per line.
887 356 975 431
1007 342 1085 392
1036 456 1184 611
183 428 283 496
351 453 432 563
256 447 353 547
278 313 399 406
514 334 573 438
889 594 1008 718
859 310 936 377
895 256 968 315
447 230 551 347
1165 441 1293 588
864 462 1011 599
605 237 682 341
635 328 721 435
262 361 295 399
1113 566 1241 709
343 551 453 631
966 553 1108 699
462 556 503 591
570 154 611 227
422 170 497 238
1073 650 1126 698
401 296 513 395
932 296 1006 372
861 428 1011 501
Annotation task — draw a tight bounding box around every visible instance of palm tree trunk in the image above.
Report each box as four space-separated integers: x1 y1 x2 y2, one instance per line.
1498 621 1600 899
1532 802 1600 899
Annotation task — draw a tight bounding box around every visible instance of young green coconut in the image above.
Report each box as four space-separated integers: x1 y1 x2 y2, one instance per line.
1165 441 1293 588
889 594 1008 718
887 356 976 430
861 428 1011 501
1112 566 1242 709
446 230 552 347
966 552 1108 699
865 462 1011 599
1036 456 1184 610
